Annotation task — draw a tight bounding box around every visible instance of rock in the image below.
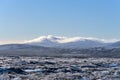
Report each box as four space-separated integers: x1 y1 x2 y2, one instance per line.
8 68 26 74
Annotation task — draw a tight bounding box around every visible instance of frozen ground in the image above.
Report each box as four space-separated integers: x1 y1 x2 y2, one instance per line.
0 57 120 80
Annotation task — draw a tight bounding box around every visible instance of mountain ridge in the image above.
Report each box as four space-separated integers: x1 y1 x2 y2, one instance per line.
23 35 119 49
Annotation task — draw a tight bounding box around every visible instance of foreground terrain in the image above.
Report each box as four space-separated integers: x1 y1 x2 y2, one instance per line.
0 57 120 80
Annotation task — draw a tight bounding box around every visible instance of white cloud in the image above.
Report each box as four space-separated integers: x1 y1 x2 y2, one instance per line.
24 35 119 44
0 35 119 45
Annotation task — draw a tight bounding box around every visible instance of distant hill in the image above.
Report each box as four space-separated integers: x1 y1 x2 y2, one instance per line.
24 35 110 49
0 35 120 57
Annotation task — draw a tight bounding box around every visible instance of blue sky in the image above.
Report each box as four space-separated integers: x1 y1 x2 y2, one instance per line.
0 0 120 43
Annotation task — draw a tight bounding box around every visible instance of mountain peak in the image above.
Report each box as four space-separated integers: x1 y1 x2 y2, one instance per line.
1 35 120 49
23 35 114 48
24 35 119 44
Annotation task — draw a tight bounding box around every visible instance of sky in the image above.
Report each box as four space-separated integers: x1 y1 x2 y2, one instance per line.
0 0 120 44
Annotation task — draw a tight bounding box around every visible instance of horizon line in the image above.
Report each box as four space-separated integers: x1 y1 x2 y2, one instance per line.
0 35 120 45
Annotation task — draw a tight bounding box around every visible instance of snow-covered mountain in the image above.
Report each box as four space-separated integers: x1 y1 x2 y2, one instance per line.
0 35 119 50
0 36 120 57
24 35 113 49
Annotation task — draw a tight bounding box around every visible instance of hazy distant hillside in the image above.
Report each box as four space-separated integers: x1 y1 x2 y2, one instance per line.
24 35 113 49
0 44 120 58
0 35 120 57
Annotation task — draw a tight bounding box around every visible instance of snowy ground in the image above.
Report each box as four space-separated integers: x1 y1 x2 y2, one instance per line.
0 57 120 80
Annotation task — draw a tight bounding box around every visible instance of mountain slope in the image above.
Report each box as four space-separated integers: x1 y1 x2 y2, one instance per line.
24 35 109 49
0 36 120 57
107 41 120 48
0 44 120 58
0 44 46 50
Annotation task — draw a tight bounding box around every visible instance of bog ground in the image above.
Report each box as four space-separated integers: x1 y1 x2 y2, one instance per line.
0 56 120 80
